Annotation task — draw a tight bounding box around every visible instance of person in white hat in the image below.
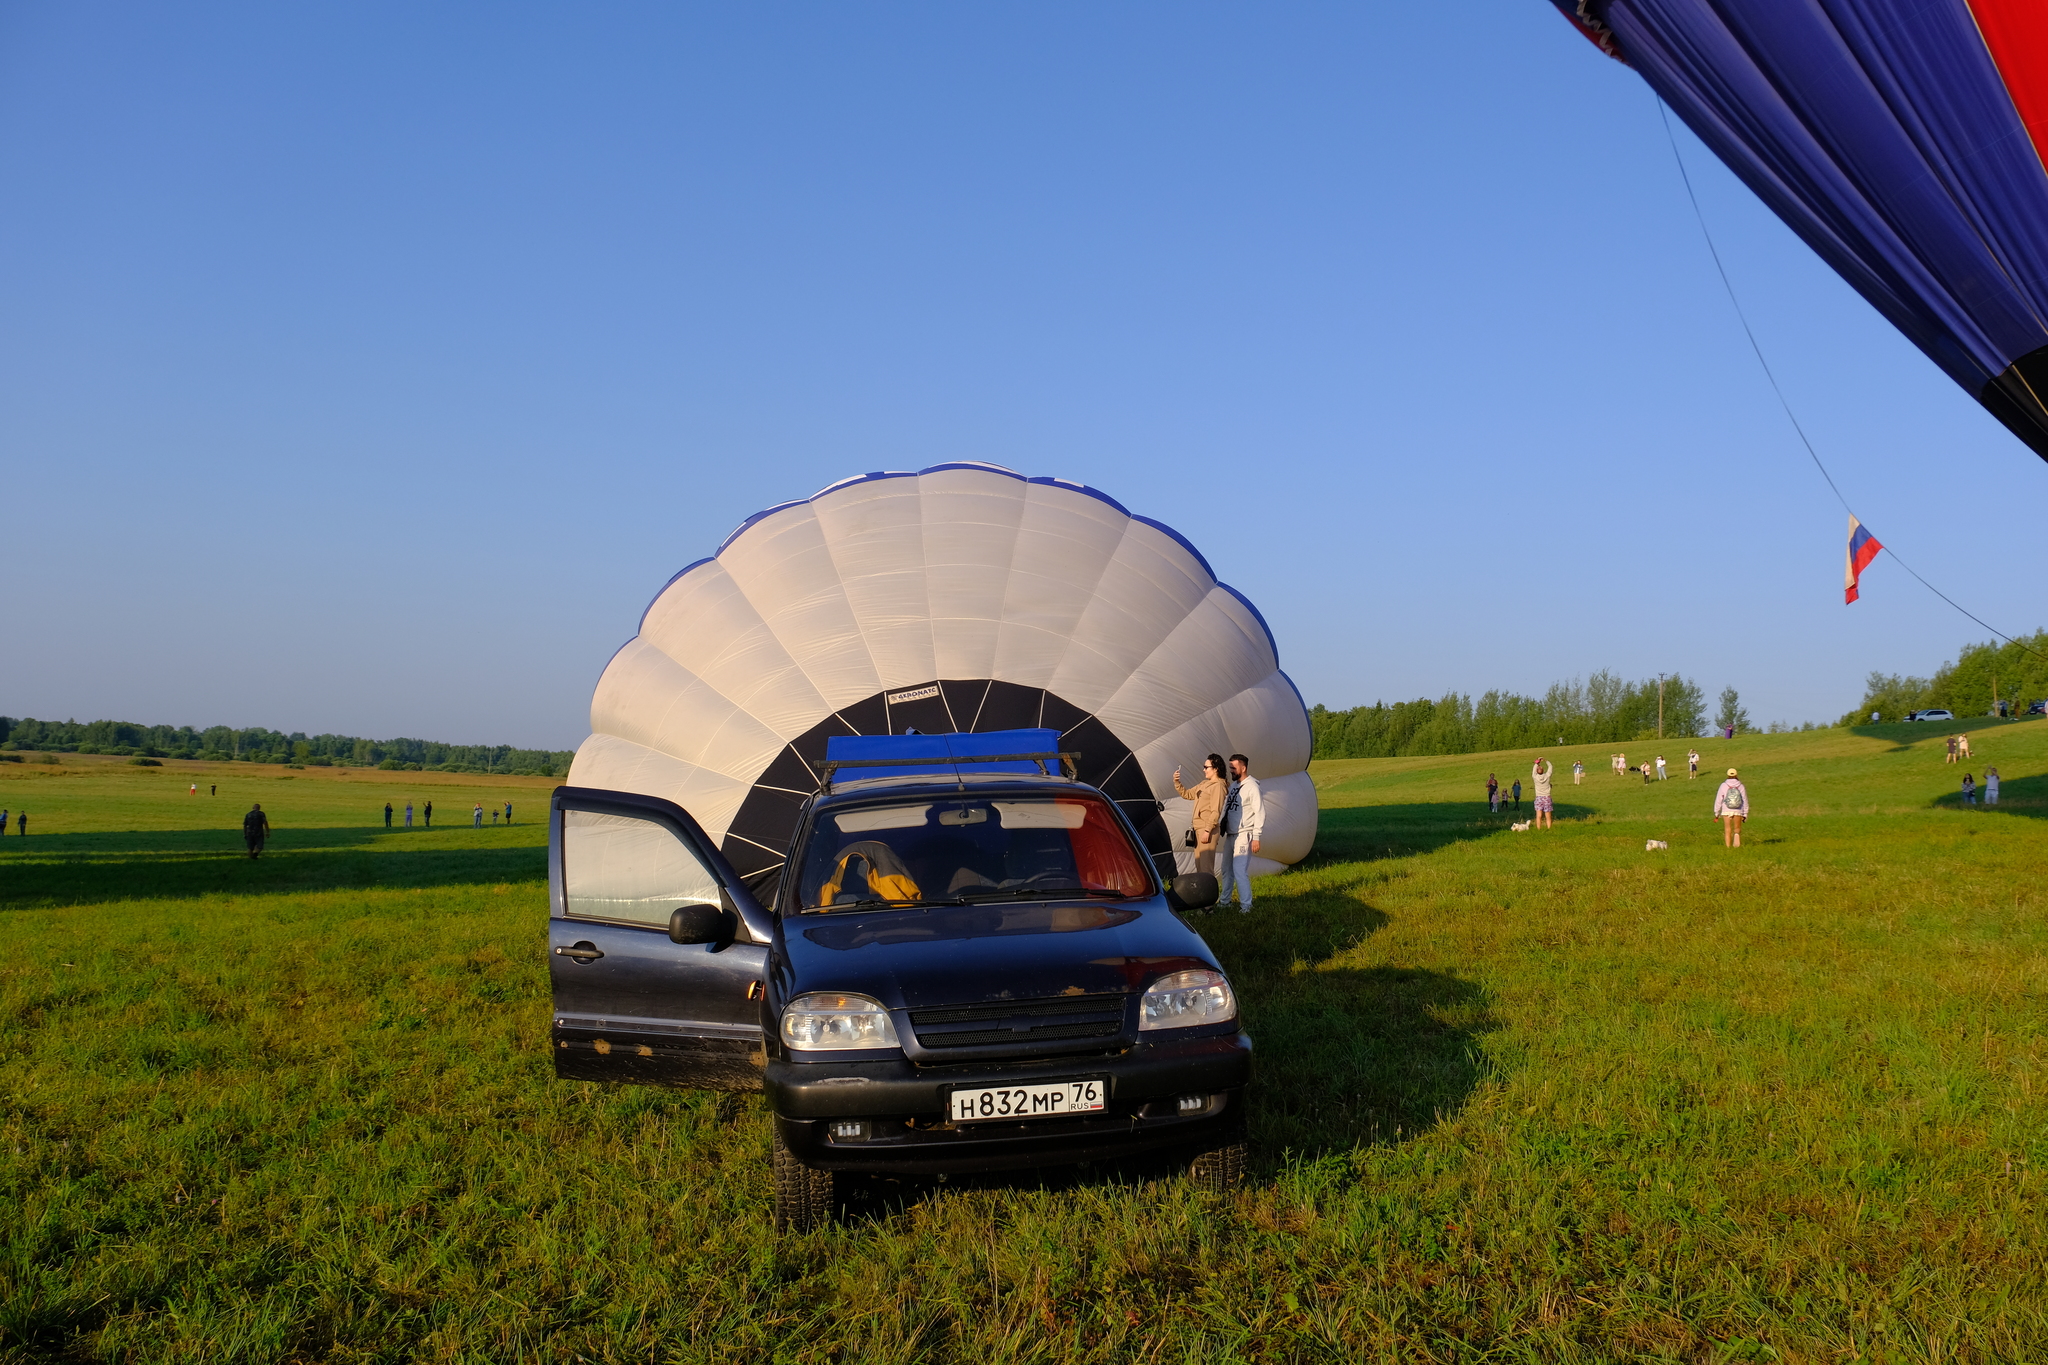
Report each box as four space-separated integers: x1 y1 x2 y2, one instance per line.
1713 768 1749 847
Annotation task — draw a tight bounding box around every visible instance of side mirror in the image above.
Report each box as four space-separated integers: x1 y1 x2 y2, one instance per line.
1166 873 1219 912
668 902 731 945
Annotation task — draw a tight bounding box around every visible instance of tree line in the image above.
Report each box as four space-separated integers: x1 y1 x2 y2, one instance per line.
1310 672 1725 759
0 716 575 776
1846 632 2048 723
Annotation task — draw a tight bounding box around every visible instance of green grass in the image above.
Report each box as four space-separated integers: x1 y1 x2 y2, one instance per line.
4 726 2047 1362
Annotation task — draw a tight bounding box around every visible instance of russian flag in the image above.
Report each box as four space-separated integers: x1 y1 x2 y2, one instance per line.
1845 515 1883 604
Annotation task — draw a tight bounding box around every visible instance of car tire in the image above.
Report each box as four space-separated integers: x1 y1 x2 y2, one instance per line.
1186 1120 1249 1195
772 1126 835 1233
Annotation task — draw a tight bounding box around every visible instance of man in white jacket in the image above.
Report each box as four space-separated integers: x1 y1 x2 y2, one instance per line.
1217 753 1264 913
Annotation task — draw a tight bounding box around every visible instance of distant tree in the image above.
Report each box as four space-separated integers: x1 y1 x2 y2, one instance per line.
1715 686 1751 735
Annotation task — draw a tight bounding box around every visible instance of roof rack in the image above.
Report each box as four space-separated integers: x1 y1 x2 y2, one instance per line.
817 750 1079 791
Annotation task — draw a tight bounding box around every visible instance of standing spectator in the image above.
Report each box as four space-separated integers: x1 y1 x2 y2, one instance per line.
505 801 513 824
491 807 499 825
1510 778 1521 811
1655 755 1668 781
1215 754 1264 914
1959 733 1973 760
1713 768 1749 847
243 802 270 859
404 802 414 829
1172 755 1227 876
1486 772 1499 811
1723 723 1735 739
189 783 197 796
1572 760 1584 784
1532 758 1554 830
1962 772 1977 805
15 810 23 836
1946 735 1959 764
1615 752 1627 778
1688 749 1700 779
424 800 433 828
383 802 393 827
473 802 484 828
0 809 7 835
1986 766 2001 806
210 784 216 796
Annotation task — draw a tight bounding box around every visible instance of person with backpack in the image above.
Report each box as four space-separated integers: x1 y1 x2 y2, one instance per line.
1713 767 1749 847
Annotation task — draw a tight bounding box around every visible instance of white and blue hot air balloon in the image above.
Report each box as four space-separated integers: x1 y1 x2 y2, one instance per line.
570 463 1317 888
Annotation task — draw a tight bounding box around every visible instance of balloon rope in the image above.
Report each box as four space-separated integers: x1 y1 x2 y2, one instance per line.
1656 96 2043 659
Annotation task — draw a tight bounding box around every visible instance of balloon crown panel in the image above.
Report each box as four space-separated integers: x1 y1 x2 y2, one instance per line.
570 463 1317 883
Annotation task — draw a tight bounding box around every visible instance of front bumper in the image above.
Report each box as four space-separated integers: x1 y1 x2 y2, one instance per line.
767 1029 1251 1174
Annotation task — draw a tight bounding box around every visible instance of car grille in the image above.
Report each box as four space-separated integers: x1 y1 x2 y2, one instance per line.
908 993 1127 1052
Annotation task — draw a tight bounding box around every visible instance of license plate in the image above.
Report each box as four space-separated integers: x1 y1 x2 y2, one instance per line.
949 1078 1104 1123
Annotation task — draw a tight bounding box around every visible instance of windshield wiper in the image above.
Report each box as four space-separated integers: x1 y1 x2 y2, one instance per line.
802 897 967 913
955 886 1134 902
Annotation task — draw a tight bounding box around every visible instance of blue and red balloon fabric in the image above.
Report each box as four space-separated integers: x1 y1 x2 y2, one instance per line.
1549 0 2048 462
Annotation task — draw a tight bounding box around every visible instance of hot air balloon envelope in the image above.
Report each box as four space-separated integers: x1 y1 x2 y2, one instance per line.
1550 0 2048 461
569 463 1317 889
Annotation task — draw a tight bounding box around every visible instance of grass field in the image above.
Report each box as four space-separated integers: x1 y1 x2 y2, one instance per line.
4 725 2047 1363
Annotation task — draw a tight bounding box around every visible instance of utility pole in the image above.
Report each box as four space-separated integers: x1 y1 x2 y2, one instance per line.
1658 675 1666 739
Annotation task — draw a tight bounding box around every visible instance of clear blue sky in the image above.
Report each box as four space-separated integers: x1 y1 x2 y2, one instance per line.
5 3 2042 749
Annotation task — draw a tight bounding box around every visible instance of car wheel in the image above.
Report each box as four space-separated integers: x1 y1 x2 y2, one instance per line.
772 1126 835 1233
1186 1120 1248 1195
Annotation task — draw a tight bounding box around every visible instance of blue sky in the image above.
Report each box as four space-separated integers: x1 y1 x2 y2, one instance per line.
5 3 2042 749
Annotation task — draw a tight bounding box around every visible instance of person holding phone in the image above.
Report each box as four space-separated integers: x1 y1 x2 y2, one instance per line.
1172 753 1228 877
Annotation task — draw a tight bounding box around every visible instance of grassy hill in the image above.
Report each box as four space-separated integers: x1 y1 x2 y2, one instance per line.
3 725 2046 1361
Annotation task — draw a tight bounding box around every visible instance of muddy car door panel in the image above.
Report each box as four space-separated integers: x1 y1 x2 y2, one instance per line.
548 787 771 1091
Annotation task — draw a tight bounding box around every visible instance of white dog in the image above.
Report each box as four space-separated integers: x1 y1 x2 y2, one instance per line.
1510 820 1532 832
1645 839 1669 851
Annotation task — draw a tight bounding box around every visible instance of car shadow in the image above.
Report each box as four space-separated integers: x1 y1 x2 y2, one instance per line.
834 856 1492 1223
0 828 546 907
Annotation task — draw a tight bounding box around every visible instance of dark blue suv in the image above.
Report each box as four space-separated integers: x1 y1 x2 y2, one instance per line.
547 730 1249 1231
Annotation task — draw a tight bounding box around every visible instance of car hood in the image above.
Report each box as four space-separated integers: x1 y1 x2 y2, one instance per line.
775 898 1218 1008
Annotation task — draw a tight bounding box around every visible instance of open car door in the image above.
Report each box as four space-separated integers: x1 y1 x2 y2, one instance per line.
549 785 776 1092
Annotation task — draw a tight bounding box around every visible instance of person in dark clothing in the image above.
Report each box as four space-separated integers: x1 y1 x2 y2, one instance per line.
15 811 24 836
423 800 433 828
505 801 512 824
243 803 270 858
209 784 216 796
1510 779 1522 810
383 802 393 828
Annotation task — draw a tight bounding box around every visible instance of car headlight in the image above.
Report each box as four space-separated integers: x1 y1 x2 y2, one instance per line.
1138 969 1236 1031
781 992 901 1051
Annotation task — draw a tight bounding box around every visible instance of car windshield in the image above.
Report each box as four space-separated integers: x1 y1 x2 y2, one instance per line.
795 794 1153 912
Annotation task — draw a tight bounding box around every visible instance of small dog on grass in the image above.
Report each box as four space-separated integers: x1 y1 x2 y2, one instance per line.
1645 839 1669 851
1510 820 1532 832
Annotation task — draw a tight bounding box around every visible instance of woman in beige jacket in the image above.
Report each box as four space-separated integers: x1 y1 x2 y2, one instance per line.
1173 753 1229 876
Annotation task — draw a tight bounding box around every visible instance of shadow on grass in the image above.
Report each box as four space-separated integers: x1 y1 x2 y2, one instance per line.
0 828 545 906
839 833 1496 1219
1933 770 2048 817
1847 716 2035 753
1303 800 1596 866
